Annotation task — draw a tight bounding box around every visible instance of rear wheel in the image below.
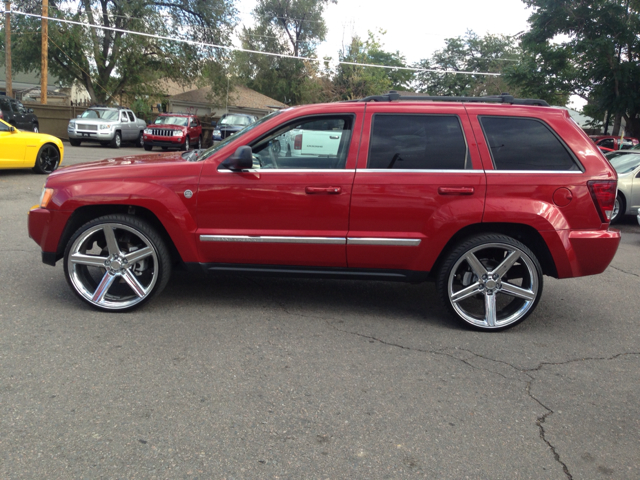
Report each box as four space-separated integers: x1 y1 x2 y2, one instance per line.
436 234 543 331
32 143 61 174
63 214 172 312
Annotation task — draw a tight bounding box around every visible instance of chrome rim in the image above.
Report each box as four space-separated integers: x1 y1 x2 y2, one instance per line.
447 242 539 329
38 145 60 173
67 223 159 310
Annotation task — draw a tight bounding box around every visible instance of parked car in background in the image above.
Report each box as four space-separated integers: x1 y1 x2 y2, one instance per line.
590 135 639 152
0 96 40 132
67 107 146 148
0 118 63 173
143 114 202 151
604 150 640 223
28 93 621 331
212 113 258 141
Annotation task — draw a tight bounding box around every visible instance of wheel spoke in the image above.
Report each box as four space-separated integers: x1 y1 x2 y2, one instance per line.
122 270 147 298
92 272 116 304
451 282 484 303
484 293 497 327
124 246 153 264
464 252 488 277
492 250 521 279
70 252 108 267
500 282 536 301
103 225 121 256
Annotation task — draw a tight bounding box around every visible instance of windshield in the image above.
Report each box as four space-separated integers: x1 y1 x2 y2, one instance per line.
196 110 283 162
155 116 188 126
607 152 640 174
220 114 253 126
81 109 119 120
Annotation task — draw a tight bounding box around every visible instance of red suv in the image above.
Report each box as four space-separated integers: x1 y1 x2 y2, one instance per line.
28 93 620 331
143 113 202 151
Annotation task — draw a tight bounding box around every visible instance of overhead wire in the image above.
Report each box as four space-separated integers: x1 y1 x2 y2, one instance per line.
5 9 503 77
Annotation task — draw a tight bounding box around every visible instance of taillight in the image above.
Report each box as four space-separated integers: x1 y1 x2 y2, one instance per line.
587 180 617 222
294 134 302 150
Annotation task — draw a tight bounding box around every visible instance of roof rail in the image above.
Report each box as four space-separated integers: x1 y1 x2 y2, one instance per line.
357 91 549 107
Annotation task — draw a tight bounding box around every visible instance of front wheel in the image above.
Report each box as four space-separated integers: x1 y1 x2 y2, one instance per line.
63 214 172 312
436 234 543 331
32 143 61 174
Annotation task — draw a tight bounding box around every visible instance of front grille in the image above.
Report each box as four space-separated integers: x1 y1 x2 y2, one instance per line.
76 124 98 131
150 129 176 137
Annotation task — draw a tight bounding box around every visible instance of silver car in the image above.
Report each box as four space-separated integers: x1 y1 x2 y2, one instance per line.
606 151 640 223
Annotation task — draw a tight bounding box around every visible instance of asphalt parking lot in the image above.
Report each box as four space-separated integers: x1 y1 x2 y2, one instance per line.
1 143 639 479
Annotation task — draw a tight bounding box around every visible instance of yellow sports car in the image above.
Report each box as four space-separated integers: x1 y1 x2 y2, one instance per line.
0 118 63 174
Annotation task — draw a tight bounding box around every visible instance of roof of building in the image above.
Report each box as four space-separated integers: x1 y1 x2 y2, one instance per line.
171 85 286 110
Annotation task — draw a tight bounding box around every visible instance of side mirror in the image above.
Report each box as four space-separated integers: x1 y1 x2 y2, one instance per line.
220 146 253 171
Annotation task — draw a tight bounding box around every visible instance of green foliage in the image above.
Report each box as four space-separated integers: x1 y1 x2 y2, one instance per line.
414 31 524 98
327 30 411 101
514 0 640 136
2 0 237 104
234 0 335 105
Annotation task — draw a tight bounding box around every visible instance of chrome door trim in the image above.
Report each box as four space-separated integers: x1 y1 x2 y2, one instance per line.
200 235 346 244
347 237 421 246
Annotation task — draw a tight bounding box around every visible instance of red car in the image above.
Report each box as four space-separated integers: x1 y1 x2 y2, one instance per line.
590 135 639 152
143 113 202 151
28 93 620 331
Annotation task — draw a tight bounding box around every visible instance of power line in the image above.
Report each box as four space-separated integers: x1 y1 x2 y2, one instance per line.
5 10 502 77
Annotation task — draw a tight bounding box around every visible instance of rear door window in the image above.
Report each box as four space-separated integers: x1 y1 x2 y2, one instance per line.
367 114 470 170
480 116 580 171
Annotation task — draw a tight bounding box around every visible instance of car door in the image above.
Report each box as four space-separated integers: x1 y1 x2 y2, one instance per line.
0 120 27 166
195 108 364 269
347 104 486 274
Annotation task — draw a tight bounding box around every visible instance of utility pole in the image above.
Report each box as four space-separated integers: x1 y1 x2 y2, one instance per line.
5 1 12 97
41 0 48 104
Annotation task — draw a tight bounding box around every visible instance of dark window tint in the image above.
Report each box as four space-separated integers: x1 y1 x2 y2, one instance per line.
368 115 468 169
480 116 579 171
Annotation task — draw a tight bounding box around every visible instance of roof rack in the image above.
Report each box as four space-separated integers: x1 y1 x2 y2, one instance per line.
356 91 549 107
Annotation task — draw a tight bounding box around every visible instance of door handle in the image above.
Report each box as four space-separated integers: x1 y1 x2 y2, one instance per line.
305 186 342 194
438 186 475 195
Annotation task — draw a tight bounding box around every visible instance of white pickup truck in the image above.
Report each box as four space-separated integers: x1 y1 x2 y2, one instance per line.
279 118 344 157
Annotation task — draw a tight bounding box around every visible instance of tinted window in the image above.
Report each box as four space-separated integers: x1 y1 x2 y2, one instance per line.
480 116 579 171
368 114 469 170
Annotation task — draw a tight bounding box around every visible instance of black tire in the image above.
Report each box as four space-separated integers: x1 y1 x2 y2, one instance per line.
144 144 153 151
610 193 625 224
32 143 61 174
69 139 81 147
181 136 190 151
110 131 122 148
436 234 543 331
32 123 39 133
63 214 172 312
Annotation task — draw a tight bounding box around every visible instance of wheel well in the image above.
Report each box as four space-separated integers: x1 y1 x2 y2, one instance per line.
430 223 558 279
56 205 182 265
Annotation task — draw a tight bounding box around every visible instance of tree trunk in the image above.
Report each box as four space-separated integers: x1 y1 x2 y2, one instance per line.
612 113 622 136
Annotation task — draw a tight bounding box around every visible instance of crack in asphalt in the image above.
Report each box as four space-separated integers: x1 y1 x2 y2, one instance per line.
609 266 640 278
246 277 639 479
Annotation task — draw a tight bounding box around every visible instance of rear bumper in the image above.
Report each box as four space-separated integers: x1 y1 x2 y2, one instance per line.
543 229 621 278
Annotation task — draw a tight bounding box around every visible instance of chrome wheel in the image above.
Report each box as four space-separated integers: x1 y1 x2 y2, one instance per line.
438 235 542 330
33 144 60 174
64 217 170 311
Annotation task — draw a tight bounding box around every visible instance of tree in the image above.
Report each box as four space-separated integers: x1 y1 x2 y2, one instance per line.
414 31 526 98
326 30 412 101
2 0 237 104
511 0 640 136
235 0 335 105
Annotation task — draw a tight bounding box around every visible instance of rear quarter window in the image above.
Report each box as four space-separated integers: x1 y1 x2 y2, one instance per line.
480 116 580 171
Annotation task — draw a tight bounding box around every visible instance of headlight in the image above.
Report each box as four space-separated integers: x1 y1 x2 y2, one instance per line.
213 130 220 136
39 187 54 208
144 128 152 134
173 130 184 137
99 124 111 130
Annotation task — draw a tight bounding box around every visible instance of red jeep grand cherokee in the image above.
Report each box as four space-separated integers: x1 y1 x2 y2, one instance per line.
143 113 202 151
28 93 620 331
